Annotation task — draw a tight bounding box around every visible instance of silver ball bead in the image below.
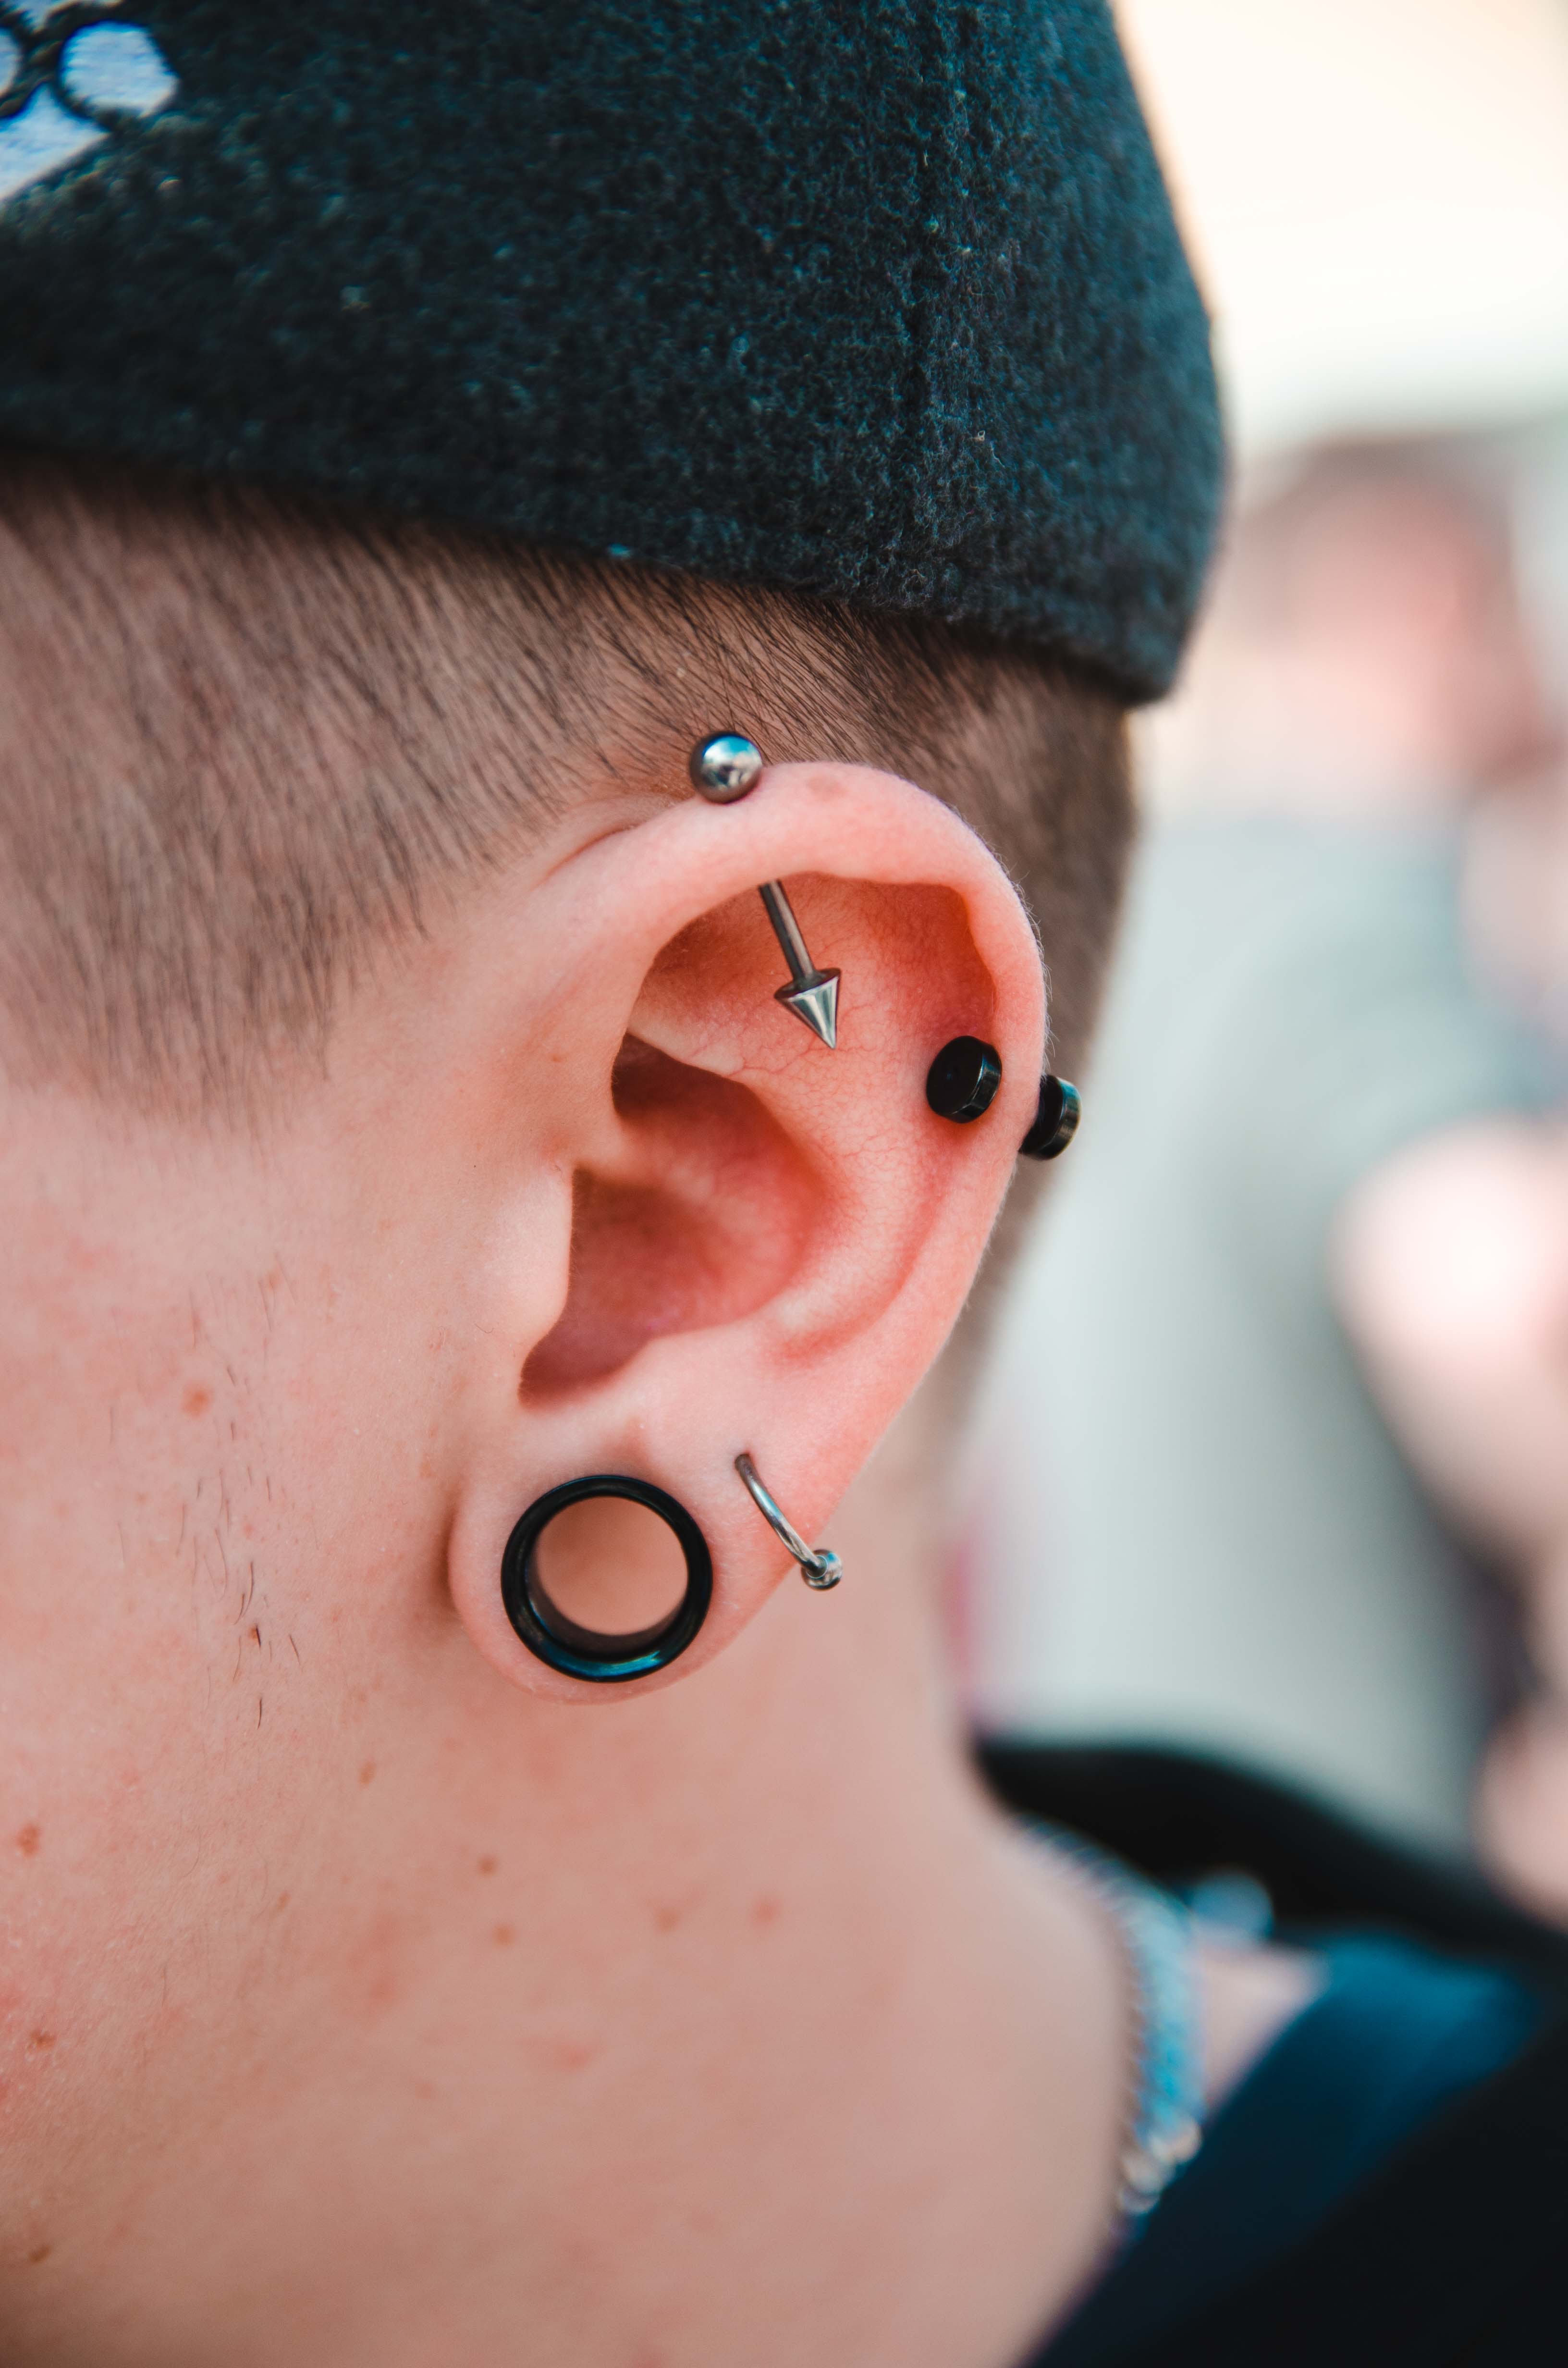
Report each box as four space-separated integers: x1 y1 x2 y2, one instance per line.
689 732 764 802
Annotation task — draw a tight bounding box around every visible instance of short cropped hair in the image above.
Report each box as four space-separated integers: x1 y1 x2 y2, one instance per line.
0 450 1132 1123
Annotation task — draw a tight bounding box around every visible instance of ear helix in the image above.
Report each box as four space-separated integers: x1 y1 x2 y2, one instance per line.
690 733 1081 1156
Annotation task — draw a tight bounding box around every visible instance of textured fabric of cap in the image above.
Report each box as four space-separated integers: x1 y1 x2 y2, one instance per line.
0 0 1222 700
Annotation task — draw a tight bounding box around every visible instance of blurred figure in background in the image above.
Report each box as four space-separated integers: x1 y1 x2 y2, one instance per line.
1336 970 1568 1922
964 439 1559 1853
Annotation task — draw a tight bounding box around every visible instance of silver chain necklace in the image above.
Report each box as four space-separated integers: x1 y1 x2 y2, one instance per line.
1032 1825 1206 2230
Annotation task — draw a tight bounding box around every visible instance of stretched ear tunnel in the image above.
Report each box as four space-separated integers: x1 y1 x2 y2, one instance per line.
498 1460 840 1690
502 1475 713 1682
689 733 842 1048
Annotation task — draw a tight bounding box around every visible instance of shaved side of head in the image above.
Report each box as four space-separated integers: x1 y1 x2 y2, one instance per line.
0 450 1132 1120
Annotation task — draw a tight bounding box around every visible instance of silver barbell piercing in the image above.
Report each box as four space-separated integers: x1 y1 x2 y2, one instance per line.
688 733 763 802
689 734 842 1049
735 1453 843 1589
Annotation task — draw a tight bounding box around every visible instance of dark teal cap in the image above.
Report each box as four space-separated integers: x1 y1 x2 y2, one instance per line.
0 0 1223 700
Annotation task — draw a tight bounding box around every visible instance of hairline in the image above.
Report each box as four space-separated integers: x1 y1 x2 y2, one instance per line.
0 452 1133 1127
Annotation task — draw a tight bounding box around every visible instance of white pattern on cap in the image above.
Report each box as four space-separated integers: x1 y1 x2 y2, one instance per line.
60 23 176 117
0 86 104 203
0 8 175 205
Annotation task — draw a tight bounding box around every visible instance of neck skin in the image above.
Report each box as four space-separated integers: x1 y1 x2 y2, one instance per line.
33 1420 1123 2368
13 1388 1303 2368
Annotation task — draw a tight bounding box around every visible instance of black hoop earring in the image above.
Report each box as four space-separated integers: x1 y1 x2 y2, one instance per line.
501 1474 713 1683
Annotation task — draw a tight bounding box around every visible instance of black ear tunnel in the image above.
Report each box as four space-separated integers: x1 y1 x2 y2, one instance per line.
926 1036 1003 1122
502 1473 712 1682
1020 1075 1081 1159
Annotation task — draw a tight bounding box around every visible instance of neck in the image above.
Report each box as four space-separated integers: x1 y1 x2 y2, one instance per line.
18 1415 1129 2368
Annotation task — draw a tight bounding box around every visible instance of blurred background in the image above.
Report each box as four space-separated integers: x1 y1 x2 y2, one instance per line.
959 0 1568 1918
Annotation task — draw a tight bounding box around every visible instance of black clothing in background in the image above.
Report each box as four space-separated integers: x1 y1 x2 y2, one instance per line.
980 1745 1568 2368
1044 1936 1544 2362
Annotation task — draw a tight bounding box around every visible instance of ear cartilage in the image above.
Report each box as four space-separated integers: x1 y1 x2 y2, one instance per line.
926 1036 1003 1122
735 1454 843 1589
690 732 764 802
759 881 841 1049
1020 1074 1082 1159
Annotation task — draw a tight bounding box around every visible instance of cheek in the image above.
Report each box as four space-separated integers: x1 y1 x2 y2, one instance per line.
0 1487 302 2208
0 1674 200 2192
0 1126 462 2219
0 1224 284 2163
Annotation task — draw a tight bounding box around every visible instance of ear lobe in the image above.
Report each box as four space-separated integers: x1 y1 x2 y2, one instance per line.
444 762 1046 1700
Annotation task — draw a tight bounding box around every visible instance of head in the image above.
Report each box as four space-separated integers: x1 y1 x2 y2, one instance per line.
0 0 1214 2332
0 445 1132 2307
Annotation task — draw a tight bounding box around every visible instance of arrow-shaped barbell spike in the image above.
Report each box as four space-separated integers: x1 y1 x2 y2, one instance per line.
758 881 840 1048
687 736 842 1049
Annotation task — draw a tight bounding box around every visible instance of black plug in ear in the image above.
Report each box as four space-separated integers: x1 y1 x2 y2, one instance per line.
926 1036 1004 1122
1020 1076 1081 1160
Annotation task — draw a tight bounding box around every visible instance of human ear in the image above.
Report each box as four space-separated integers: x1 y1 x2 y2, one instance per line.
442 760 1046 1700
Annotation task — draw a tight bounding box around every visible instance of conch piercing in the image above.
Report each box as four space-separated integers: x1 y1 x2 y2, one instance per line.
1020 1074 1081 1159
735 1453 843 1589
926 1036 1003 1122
689 733 841 1049
926 1035 1081 1158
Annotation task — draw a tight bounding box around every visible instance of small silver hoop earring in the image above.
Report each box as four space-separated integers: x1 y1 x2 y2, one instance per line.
735 1453 842 1589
